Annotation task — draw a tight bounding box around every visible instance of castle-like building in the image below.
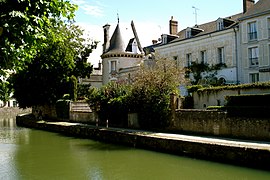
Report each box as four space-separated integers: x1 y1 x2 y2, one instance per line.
101 20 144 84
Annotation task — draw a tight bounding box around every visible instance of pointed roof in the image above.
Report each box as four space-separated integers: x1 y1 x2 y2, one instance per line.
107 23 125 53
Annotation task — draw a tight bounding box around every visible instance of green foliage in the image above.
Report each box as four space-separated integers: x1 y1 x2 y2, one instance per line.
0 0 78 72
186 85 203 93
185 62 226 85
0 79 12 107
77 84 91 100
86 82 131 127
69 75 77 101
87 58 186 129
196 81 270 96
130 58 185 129
10 39 73 108
56 99 70 119
9 22 96 108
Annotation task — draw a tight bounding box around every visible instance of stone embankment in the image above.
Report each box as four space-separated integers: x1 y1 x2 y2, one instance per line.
16 114 270 171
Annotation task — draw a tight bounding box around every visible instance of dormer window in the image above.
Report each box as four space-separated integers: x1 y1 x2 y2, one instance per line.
185 28 192 38
216 18 235 31
217 18 224 30
185 27 203 38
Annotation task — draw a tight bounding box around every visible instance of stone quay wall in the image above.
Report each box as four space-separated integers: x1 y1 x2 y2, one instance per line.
0 107 31 117
172 109 270 141
16 114 270 171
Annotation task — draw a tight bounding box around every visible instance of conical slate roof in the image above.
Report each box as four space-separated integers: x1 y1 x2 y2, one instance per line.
107 23 125 53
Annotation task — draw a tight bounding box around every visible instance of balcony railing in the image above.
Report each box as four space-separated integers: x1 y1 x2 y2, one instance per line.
249 57 259 66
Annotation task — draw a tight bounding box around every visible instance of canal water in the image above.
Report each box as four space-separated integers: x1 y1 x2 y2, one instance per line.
1 114 270 180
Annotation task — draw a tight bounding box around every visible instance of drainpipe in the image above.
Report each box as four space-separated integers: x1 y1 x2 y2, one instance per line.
233 26 239 84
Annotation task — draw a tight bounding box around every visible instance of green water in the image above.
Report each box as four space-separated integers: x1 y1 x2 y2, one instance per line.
1 116 270 180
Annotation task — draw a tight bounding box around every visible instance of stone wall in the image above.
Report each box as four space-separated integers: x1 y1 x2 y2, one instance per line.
69 101 96 124
0 107 31 117
171 109 270 141
193 88 270 109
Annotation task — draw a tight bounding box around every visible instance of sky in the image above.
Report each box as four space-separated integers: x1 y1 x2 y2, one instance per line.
71 0 259 67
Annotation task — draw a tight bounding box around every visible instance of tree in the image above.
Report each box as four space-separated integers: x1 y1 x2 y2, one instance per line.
10 24 96 108
130 58 186 128
0 0 77 73
0 79 12 107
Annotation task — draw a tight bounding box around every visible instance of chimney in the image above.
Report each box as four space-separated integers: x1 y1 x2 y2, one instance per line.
169 16 178 35
103 24 110 53
243 0 255 13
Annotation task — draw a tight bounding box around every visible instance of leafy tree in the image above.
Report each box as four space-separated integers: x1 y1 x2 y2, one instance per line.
0 79 12 107
0 0 77 73
10 23 96 108
130 58 186 128
87 82 131 127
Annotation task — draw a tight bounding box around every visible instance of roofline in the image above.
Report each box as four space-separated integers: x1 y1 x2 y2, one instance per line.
157 23 239 48
101 52 144 59
239 10 270 21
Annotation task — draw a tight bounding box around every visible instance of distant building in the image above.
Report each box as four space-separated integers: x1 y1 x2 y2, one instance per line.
238 0 270 83
79 62 103 88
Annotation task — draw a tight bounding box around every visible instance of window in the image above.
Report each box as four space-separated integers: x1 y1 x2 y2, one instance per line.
250 73 259 83
218 21 224 30
248 47 259 66
217 47 225 64
248 22 257 41
185 29 192 38
217 19 224 31
110 60 117 73
201 50 207 64
186 53 192 67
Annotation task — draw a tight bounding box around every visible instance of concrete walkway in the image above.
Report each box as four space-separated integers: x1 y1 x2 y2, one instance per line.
47 121 270 151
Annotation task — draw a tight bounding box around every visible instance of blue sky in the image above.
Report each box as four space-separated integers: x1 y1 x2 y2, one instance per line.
71 0 259 66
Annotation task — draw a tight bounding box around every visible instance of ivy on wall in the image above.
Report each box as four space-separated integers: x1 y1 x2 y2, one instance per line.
185 62 227 86
187 81 270 95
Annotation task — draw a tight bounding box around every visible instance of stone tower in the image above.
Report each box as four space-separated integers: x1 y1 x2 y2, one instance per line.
101 20 144 84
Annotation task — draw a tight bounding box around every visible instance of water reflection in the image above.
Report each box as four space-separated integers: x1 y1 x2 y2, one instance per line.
1 115 270 179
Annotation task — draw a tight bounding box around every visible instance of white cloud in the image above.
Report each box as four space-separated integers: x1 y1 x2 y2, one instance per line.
81 5 104 17
71 0 86 5
71 0 104 17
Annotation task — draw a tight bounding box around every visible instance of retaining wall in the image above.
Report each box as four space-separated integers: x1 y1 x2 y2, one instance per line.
172 109 270 141
193 88 270 109
0 107 31 117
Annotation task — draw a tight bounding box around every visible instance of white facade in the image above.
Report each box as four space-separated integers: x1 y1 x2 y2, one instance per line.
239 0 270 83
155 18 240 85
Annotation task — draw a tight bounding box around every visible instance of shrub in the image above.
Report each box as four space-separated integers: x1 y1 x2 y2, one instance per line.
86 82 131 127
55 99 70 119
